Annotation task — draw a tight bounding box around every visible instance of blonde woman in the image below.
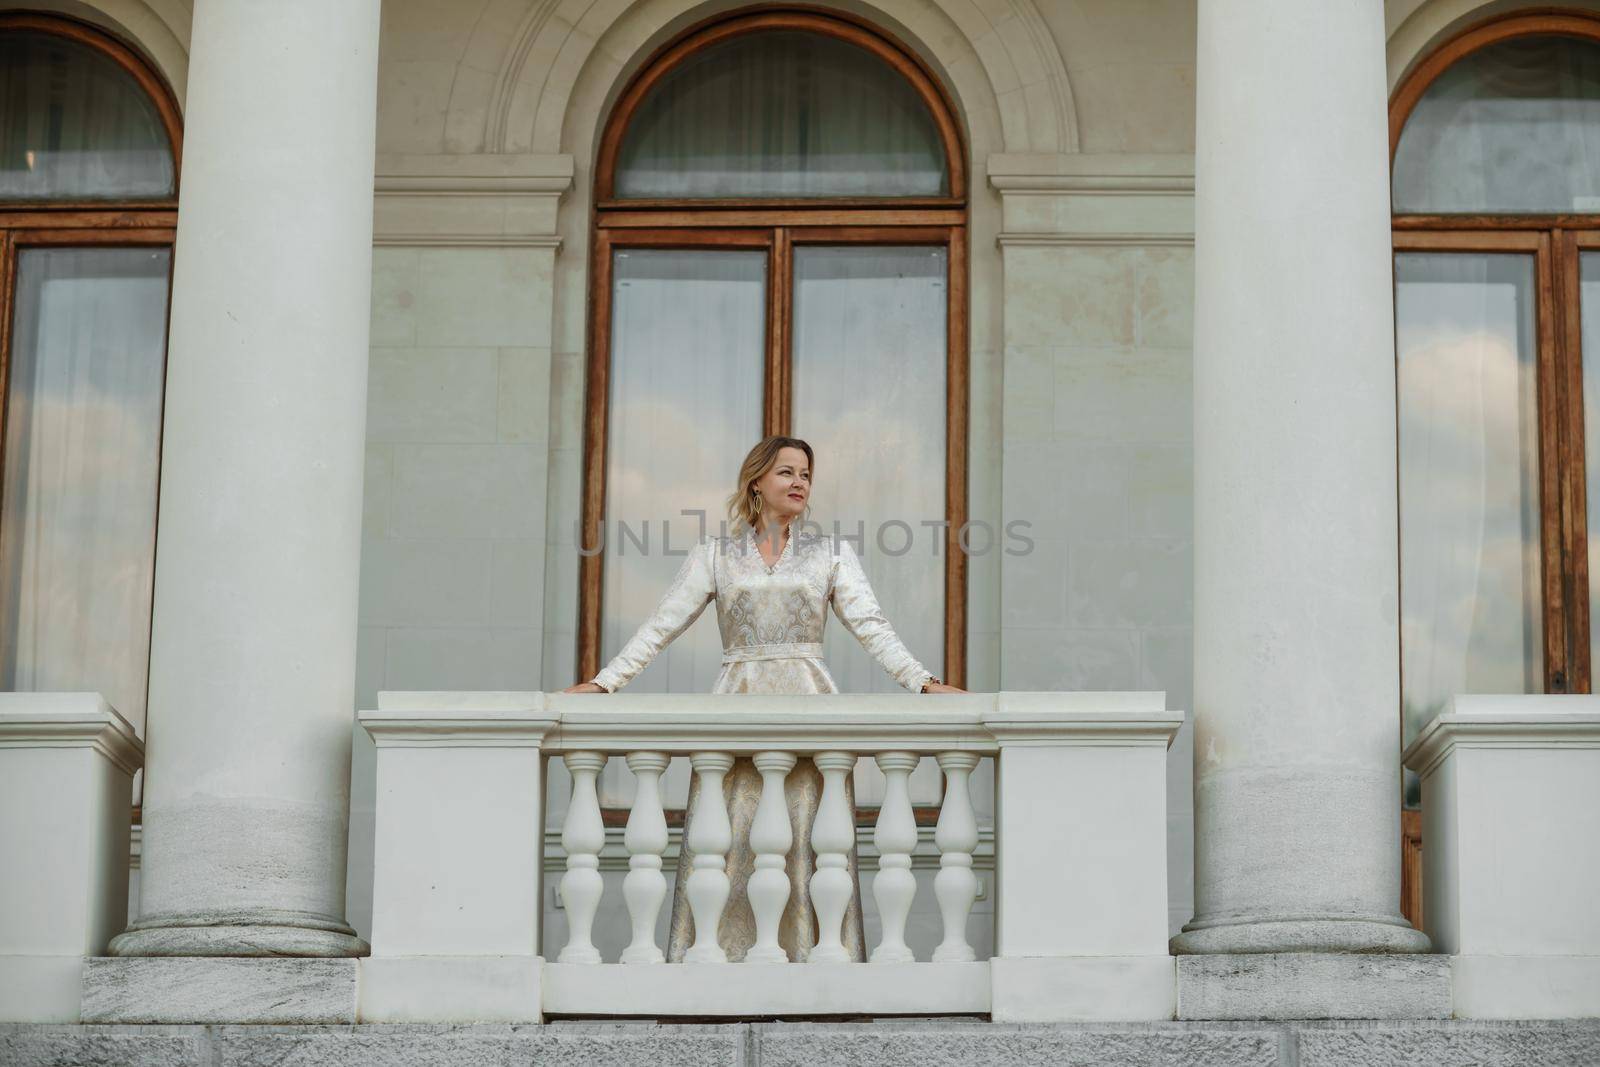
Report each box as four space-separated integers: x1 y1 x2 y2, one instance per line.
564 434 964 963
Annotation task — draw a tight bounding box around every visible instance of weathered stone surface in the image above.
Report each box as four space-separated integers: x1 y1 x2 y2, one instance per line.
0 1024 208 1067
1294 1020 1600 1067
80 958 359 1024
1292 1017 1600 1067
8 1019 1600 1066
751 1021 1281 1067
217 1023 745 1067
1177 953 1452 1020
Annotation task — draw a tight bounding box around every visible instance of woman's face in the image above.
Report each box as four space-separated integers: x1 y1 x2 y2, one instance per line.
753 446 811 527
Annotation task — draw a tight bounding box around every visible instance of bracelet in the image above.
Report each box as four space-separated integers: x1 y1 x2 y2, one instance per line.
920 676 943 693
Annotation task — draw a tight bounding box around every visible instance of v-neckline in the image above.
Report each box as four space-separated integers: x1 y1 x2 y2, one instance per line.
751 524 794 574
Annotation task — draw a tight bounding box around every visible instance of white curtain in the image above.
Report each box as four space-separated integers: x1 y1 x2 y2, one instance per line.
792 245 948 804
0 246 171 735
0 31 174 200
602 248 766 694
1581 254 1600 679
593 248 765 808
1393 34 1600 213
617 30 947 199
1394 252 1542 762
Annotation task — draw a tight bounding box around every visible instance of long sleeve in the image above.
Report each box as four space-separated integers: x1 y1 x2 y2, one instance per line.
828 539 936 693
591 535 717 693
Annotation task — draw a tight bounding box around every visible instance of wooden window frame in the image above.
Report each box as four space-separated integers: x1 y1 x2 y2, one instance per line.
0 16 180 789
578 7 969 689
1391 11 1600 698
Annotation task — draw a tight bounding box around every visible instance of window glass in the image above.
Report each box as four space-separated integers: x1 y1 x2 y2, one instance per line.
0 31 174 200
1395 252 1543 774
1393 35 1600 214
616 30 947 199
0 246 171 732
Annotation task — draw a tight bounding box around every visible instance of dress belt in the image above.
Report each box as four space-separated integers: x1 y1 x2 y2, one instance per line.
721 641 825 664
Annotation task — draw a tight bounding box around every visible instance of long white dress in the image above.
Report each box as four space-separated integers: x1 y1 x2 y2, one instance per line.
589 525 938 962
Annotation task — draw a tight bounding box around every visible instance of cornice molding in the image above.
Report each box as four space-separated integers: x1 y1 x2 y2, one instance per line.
1402 695 1600 779
0 692 144 775
987 153 1195 247
372 153 573 249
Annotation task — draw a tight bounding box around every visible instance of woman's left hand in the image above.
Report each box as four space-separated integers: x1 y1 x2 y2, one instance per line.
923 682 966 693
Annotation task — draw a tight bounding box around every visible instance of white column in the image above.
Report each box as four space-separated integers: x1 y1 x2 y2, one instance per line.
109 0 381 957
1176 0 1428 954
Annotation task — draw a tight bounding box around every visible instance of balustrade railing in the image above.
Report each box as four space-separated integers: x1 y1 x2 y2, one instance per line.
360 691 1179 1023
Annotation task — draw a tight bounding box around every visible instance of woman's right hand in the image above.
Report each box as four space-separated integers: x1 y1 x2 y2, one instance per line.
562 681 609 694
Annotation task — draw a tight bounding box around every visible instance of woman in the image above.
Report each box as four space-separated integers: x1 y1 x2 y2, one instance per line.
563 435 964 963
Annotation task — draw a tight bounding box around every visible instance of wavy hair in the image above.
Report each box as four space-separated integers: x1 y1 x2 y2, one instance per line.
726 435 814 534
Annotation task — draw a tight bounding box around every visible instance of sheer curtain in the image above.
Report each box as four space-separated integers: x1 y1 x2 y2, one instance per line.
1393 35 1600 213
617 31 947 199
602 248 765 694
1394 253 1542 780
792 244 947 803
1581 254 1600 678
0 246 171 734
0 32 173 200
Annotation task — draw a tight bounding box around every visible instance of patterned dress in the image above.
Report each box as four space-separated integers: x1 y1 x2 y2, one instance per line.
590 525 938 962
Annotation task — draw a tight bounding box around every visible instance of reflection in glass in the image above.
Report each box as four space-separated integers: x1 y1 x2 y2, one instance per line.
0 31 174 200
0 246 171 735
1393 34 1600 214
1581 253 1600 678
792 245 946 695
793 245 947 804
616 31 948 199
602 249 765 694
1395 254 1542 788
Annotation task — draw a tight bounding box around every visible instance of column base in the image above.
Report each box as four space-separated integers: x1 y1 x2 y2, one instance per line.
1170 916 1431 954
108 915 369 958
81 958 358 1024
1176 952 1452 1020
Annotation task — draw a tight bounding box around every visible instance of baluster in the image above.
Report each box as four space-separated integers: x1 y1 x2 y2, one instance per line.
808 751 858 963
558 751 607 964
746 750 798 963
870 751 919 963
933 751 980 963
685 751 735 963
621 751 669 964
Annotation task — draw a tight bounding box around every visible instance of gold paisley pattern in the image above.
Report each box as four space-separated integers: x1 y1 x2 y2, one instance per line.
590 526 937 963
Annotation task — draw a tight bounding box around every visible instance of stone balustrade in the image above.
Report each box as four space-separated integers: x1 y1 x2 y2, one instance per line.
358 691 1181 1023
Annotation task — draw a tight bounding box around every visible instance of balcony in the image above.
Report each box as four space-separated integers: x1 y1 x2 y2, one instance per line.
358 690 1180 1023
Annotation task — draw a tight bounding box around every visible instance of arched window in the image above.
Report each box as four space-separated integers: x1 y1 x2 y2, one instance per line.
1390 14 1600 780
578 9 968 694
0 15 179 739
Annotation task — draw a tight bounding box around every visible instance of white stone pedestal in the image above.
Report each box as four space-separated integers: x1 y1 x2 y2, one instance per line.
0 695 140 1022
1404 695 1600 1019
984 693 1181 1021
358 693 554 1023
